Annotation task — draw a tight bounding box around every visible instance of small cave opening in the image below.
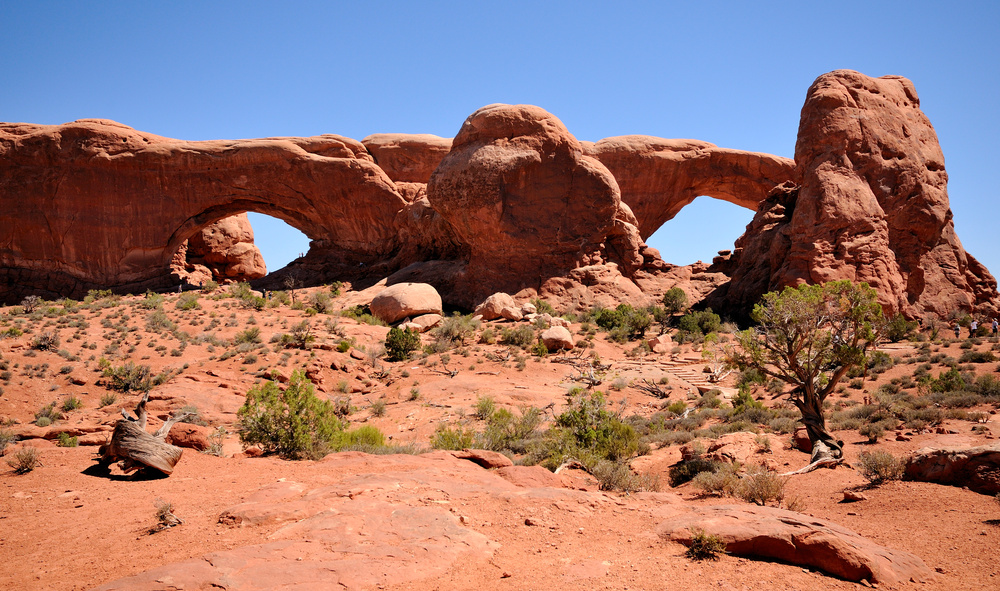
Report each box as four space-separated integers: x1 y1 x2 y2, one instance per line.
644 197 755 267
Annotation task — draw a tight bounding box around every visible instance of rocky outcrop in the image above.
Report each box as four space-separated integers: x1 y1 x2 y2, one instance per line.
585 136 794 240
427 104 645 306
904 443 1000 495
718 70 998 318
361 133 452 184
171 213 266 285
0 120 406 301
659 504 934 585
2 74 996 317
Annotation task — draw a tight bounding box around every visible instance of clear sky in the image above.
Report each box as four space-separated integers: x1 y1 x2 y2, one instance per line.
2 1 997 276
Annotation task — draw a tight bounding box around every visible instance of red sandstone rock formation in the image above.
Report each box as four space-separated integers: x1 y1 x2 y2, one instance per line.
718 70 998 318
427 104 645 306
0 119 405 301
584 136 794 240
171 213 266 285
361 133 452 184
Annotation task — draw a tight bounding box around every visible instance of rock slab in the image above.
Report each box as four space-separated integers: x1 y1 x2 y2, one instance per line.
904 443 1000 495
659 504 934 585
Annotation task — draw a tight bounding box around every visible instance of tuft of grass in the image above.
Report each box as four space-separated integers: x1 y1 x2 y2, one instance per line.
0 428 16 456
370 399 386 417
686 529 726 561
56 432 78 447
99 392 118 408
61 396 83 412
474 395 495 420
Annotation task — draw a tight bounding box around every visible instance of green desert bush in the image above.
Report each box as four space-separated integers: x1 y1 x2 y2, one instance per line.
500 325 535 348
56 432 78 447
430 424 476 450
385 327 420 361
103 361 153 393
237 369 345 459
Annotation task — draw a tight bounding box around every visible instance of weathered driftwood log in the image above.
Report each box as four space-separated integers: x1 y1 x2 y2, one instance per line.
97 392 191 476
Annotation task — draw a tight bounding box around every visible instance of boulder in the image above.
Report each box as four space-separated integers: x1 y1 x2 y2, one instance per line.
475 293 517 321
719 70 999 319
427 104 645 306
172 213 266 284
659 505 934 585
409 313 443 332
903 443 1000 495
647 333 673 353
541 326 574 351
370 283 443 324
163 424 211 451
499 306 523 322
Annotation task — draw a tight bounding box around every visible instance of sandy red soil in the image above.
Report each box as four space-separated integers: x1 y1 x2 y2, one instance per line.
1 287 998 590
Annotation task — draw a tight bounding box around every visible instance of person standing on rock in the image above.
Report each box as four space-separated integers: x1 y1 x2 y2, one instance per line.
970 318 978 337
992 318 998 337
954 322 961 339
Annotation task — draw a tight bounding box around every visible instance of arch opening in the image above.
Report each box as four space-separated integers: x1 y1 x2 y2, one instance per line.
170 209 312 288
644 196 754 267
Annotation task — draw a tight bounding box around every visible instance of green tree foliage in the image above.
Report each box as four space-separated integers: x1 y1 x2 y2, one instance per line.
594 304 651 342
662 287 688 316
678 308 721 336
237 369 345 459
729 281 883 463
555 391 637 461
384 327 420 361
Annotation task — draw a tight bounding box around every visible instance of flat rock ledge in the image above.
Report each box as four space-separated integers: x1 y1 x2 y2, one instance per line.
658 504 934 585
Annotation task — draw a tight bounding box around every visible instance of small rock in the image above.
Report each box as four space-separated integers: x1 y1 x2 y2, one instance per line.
842 490 868 502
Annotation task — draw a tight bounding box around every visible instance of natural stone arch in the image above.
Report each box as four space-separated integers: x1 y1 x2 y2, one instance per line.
0 119 407 301
583 136 795 240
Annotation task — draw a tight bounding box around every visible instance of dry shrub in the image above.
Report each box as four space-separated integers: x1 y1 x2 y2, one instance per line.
858 450 905 485
734 466 786 505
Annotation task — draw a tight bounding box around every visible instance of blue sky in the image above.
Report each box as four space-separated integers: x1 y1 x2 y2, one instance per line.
3 1 997 276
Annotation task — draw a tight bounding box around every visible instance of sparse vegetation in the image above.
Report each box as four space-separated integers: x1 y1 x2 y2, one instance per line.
858 450 905 485
685 529 726 561
6 447 40 474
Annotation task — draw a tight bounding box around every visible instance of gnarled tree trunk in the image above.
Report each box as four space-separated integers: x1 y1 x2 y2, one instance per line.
97 392 190 476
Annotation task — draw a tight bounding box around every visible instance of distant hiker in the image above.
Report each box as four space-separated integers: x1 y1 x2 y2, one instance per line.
953 323 961 339
993 318 998 336
970 319 978 337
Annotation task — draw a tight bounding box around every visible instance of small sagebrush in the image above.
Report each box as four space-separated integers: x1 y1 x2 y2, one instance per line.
858 450 905 485
7 447 40 474
686 529 726 561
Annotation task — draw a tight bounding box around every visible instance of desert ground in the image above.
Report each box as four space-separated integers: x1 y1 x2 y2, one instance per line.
0 284 997 590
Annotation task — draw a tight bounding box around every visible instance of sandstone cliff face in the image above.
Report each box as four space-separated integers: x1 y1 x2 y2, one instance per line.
2 74 996 317
426 104 645 304
585 136 794 240
0 120 405 300
171 213 267 285
720 70 998 318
